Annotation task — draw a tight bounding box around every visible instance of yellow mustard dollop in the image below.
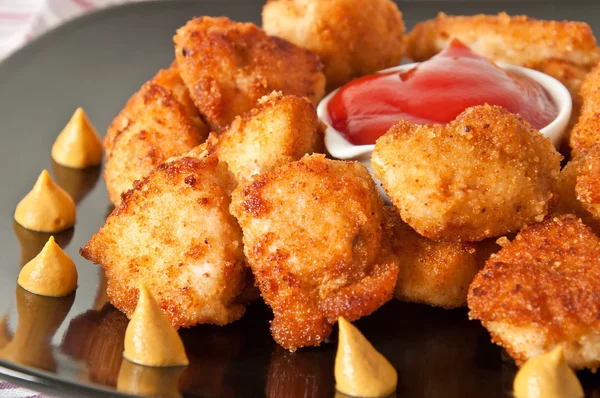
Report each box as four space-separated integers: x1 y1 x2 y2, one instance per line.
335 316 397 398
14 170 76 233
513 346 583 398
51 107 103 168
123 284 189 367
18 236 78 297
117 359 184 398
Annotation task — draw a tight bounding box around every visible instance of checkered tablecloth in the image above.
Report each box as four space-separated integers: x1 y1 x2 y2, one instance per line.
0 1 158 396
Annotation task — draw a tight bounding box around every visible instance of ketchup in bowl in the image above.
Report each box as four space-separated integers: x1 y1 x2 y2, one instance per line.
327 39 559 146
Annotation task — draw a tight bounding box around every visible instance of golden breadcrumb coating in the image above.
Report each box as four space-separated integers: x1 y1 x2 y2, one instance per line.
103 65 208 205
372 105 562 242
382 206 478 309
262 0 404 92
230 154 399 350
405 12 600 69
82 153 247 328
553 144 600 232
576 147 600 219
570 64 600 155
468 215 600 371
104 63 206 157
211 91 324 184
174 16 325 132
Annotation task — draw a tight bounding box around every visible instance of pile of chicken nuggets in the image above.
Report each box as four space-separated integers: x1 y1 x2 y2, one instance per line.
81 0 600 368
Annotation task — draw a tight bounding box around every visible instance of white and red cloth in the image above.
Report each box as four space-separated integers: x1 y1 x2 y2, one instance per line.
0 0 151 60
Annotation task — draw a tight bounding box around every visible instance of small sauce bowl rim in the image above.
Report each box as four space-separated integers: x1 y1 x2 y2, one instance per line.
317 61 573 159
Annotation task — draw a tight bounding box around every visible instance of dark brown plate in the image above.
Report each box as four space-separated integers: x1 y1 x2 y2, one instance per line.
0 1 599 397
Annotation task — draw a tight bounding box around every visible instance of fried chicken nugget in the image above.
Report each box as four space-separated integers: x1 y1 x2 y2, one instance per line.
230 154 399 350
570 64 600 155
104 63 206 157
553 144 600 231
262 0 405 92
103 65 208 205
382 206 478 309
211 91 324 184
372 105 562 242
405 13 600 69
82 152 247 328
468 215 600 370
174 16 325 132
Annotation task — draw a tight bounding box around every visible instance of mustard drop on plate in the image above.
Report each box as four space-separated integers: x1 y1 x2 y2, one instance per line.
14 170 76 233
335 316 397 397
51 107 103 168
123 284 189 367
513 346 583 398
18 236 78 297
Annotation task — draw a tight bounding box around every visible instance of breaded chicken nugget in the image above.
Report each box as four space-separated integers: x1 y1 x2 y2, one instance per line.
103 66 208 205
405 13 600 68
230 154 399 350
570 64 600 155
104 63 205 157
174 16 325 132
372 105 562 242
553 144 600 232
262 0 404 92
82 153 247 328
382 206 478 309
211 91 324 184
468 215 600 370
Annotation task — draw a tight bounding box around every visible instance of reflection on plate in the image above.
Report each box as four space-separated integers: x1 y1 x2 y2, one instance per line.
51 160 101 205
13 221 74 267
0 286 74 371
117 359 184 398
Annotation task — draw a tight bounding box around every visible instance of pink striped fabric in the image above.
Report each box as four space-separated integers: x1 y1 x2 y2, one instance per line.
0 0 153 60
0 381 51 398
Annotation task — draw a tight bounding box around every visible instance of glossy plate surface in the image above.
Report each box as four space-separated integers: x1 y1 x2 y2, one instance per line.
0 1 599 397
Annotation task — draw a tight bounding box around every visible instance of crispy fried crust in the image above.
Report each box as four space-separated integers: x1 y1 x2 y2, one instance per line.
405 12 600 68
212 91 324 184
230 154 399 350
468 215 600 370
82 154 247 328
570 64 600 155
262 0 404 92
576 146 600 219
552 144 600 233
174 16 326 132
372 105 562 242
104 63 206 157
382 206 478 309
103 65 208 205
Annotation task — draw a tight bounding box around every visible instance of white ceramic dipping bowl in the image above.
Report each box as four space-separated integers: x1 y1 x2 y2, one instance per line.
317 62 572 200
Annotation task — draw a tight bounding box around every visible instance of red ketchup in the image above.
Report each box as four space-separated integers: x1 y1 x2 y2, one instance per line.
327 39 558 145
